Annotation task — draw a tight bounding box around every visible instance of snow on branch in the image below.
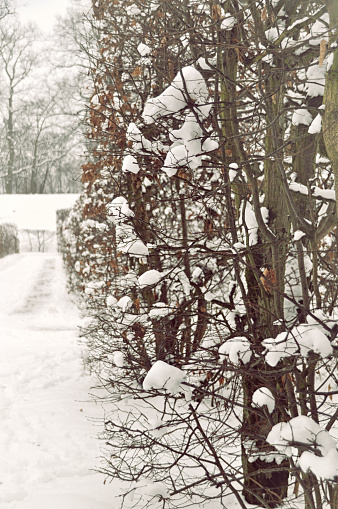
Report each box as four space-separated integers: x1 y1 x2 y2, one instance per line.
289 182 336 201
142 66 211 124
262 323 333 367
267 415 338 480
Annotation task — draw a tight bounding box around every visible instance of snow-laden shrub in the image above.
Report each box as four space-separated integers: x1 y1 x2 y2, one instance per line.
59 1 338 508
0 222 19 258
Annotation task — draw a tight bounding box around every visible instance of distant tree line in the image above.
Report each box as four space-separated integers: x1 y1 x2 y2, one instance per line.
0 0 88 194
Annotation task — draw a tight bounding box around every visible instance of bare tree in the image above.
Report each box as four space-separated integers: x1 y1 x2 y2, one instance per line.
0 17 39 193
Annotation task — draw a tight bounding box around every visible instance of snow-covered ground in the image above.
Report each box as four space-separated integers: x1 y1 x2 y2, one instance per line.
0 252 120 509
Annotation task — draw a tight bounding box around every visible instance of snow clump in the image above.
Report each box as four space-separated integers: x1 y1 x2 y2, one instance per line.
292 108 312 126
143 360 188 396
262 324 332 366
149 303 172 318
138 269 162 288
117 295 132 312
252 387 275 413
142 66 210 123
308 113 322 134
113 351 124 367
267 415 338 479
293 230 306 241
137 42 151 56
122 154 140 174
107 295 117 306
221 13 236 30
219 337 252 365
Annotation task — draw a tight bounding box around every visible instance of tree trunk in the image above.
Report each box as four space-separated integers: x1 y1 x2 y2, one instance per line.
242 62 290 508
6 87 14 194
323 0 338 217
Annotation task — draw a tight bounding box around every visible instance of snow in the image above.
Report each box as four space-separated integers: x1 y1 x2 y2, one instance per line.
143 360 187 395
137 42 151 56
308 113 322 133
219 337 252 365
292 108 313 126
202 137 219 152
290 183 335 202
289 182 308 195
229 162 238 182
197 56 216 70
119 203 133 219
267 416 338 479
265 27 280 42
149 303 172 318
312 186 336 201
138 269 162 288
221 13 236 30
0 252 120 508
191 266 203 282
299 448 338 479
113 351 124 367
252 387 275 413
126 4 141 16
293 230 306 241
162 144 192 176
117 295 132 312
309 13 330 46
120 239 149 257
262 323 332 366
122 154 140 174
107 196 127 220
306 62 326 97
233 242 246 250
107 295 117 306
244 202 258 246
261 206 269 225
162 112 217 175
142 66 210 124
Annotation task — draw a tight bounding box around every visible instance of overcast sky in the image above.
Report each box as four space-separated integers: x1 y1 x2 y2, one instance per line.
19 0 71 31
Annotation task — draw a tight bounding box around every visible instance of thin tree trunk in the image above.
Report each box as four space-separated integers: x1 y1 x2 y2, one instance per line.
6 87 14 194
323 0 338 217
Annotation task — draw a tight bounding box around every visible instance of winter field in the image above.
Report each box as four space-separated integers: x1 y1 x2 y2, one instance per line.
0 252 121 508
0 194 120 508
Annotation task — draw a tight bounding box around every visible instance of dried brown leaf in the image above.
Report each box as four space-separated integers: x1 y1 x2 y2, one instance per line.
212 4 222 21
319 39 327 67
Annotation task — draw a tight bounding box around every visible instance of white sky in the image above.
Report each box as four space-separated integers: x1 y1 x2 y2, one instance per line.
19 0 71 31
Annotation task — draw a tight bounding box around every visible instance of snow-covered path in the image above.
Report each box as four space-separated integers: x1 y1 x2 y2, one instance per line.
0 253 119 509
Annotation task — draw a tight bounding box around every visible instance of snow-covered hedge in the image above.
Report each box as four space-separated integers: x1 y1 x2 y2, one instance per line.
0 222 19 258
56 208 71 253
59 1 338 508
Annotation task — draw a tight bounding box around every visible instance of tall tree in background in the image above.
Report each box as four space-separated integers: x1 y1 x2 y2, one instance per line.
0 18 39 193
60 1 338 508
0 4 86 194
0 0 10 20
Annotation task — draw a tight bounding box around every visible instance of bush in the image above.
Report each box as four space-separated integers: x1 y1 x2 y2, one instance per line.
0 222 19 258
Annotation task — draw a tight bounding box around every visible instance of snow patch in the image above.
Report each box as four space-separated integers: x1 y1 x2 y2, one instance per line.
252 387 275 413
143 360 188 396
